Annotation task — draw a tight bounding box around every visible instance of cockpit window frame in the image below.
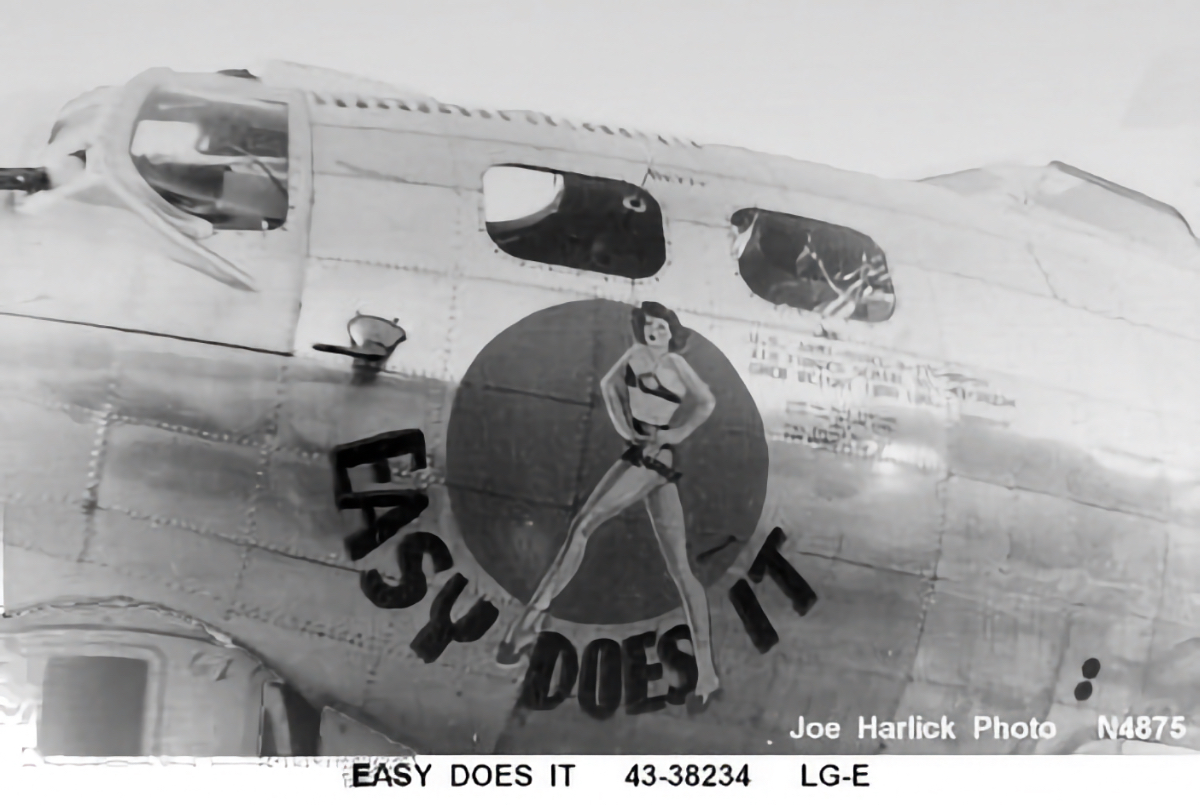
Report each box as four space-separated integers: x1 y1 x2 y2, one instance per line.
130 90 290 231
100 68 311 240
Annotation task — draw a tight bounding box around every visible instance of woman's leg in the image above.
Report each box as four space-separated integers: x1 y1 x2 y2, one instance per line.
645 483 721 700
500 462 665 649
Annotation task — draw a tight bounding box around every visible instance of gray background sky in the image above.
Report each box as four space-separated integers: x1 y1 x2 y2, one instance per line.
3 0 1200 215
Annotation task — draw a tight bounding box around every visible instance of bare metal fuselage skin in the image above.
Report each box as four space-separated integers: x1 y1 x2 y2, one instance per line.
2 67 1200 754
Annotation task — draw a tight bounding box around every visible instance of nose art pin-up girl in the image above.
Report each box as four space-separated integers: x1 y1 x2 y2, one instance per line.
497 302 720 702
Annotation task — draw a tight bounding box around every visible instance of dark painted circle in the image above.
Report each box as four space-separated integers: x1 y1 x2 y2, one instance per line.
1082 658 1101 680
445 299 769 624
1074 681 1093 702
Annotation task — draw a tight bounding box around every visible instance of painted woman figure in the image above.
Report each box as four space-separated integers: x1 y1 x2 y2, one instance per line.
497 301 721 702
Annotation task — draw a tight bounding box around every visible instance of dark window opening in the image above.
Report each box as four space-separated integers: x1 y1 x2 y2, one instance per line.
260 703 279 756
732 208 895 322
259 681 321 757
278 683 321 756
131 88 289 231
38 656 148 756
484 166 665 279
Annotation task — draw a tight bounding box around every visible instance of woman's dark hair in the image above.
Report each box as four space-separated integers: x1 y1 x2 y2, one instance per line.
631 301 690 352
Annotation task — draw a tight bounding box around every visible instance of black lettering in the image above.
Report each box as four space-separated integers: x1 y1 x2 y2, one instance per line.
415 763 432 786
496 764 512 787
516 765 533 786
801 764 816 787
332 429 429 560
729 579 779 653
360 531 453 609
391 763 412 786
451 764 469 786
410 573 500 662
730 528 819 653
344 495 429 561
371 764 394 786
352 762 372 787
748 527 818 616
853 764 869 787
578 638 623 720
472 765 492 786
657 625 698 705
517 632 578 710
622 630 666 715
819 764 840 786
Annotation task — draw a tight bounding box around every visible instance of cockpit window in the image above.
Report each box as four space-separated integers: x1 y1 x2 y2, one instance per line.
732 208 895 322
38 656 148 756
131 88 289 230
484 165 665 279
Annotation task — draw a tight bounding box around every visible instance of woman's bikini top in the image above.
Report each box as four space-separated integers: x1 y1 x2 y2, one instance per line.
625 362 683 427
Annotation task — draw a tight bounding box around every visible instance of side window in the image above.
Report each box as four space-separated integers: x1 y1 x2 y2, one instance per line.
732 208 895 322
38 656 148 755
484 165 666 279
130 88 289 231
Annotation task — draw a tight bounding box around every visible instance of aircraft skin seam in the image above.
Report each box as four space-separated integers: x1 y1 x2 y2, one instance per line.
100 503 361 573
309 253 450 277
900 475 950 715
109 413 266 448
0 492 86 508
783 548 934 582
320 160 457 190
272 445 330 464
306 91 698 148
1045 614 1078 737
0 392 96 422
442 234 460 381
946 470 1172 524
6 539 226 605
227 364 289 619
1025 243 1065 303
0 394 300 456
440 481 572 512
1021 244 1196 341
76 378 116 564
7 538 394 653
0 596 239 644
245 364 287 539
224 602 386 652
308 120 661 160
566 306 603 518
0 311 293 357
459 384 593 408
358 620 393 718
1140 523 1175 704
919 581 1168 622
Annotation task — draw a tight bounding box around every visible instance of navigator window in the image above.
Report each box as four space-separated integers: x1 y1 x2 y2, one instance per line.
732 208 895 322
